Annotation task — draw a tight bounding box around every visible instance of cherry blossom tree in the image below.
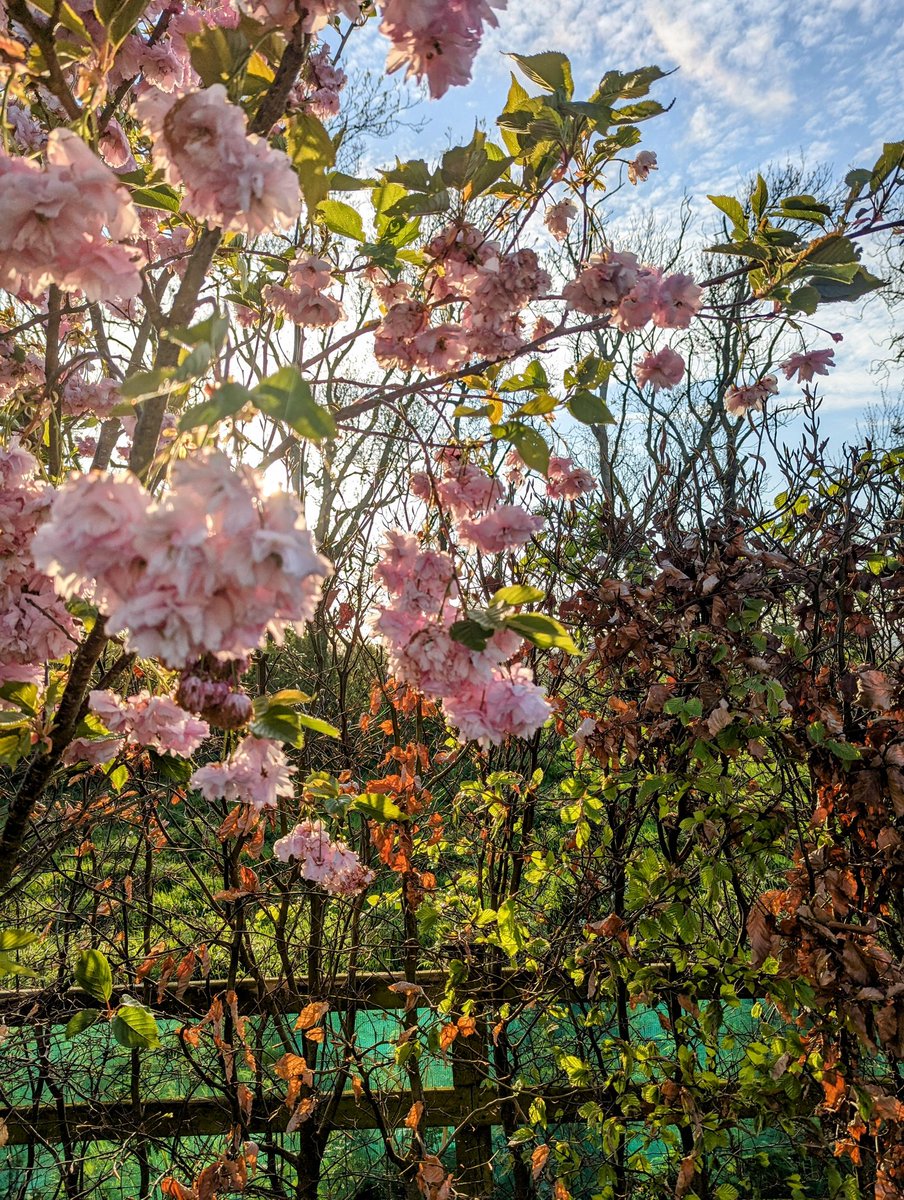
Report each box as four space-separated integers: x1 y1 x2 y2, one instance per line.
0 1 902 1196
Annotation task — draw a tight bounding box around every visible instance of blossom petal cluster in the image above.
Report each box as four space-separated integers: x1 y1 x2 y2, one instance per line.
373 475 552 746
238 0 359 32
290 42 348 119
724 374 779 417
274 818 374 895
86 688 210 757
781 348 836 383
546 456 597 501
0 441 77 689
634 345 685 393
0 130 144 301
190 734 295 811
32 451 331 668
265 254 345 327
373 222 550 368
627 150 657 185
379 0 506 98
138 85 301 236
563 250 703 332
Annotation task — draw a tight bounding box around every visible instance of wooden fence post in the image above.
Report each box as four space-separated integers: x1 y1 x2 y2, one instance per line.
450 1015 493 1198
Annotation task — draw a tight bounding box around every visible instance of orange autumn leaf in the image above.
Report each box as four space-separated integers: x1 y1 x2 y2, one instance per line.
294 1000 330 1031
439 1022 459 1053
273 1053 312 1085
404 1100 424 1129
531 1145 550 1179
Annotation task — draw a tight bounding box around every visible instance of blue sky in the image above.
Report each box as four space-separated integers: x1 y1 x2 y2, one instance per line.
344 0 904 445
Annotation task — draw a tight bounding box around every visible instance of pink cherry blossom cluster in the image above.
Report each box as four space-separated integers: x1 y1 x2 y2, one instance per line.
265 254 346 328
0 341 44 404
379 0 506 98
372 474 552 747
563 249 703 332
634 345 685 393
274 818 373 895
373 223 550 370
138 85 301 236
723 374 779 417
442 664 552 745
111 30 196 97
781 348 835 383
410 450 544 553
85 688 210 758
191 733 295 811
373 528 521 695
546 456 597 501
290 42 348 120
0 441 77 691
545 200 577 242
0 130 144 302
237 0 358 33
61 374 121 420
628 150 657 185
32 450 331 668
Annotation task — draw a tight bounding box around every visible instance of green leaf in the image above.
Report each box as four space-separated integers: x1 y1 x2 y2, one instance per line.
496 898 526 958
128 184 181 213
519 392 558 416
491 585 545 606
449 619 494 651
505 613 579 655
0 953 38 978
120 366 177 401
296 714 340 738
809 266 884 304
94 0 150 47
0 929 39 952
253 367 336 442
318 198 365 241
75 949 113 1004
750 174 768 220
871 141 904 189
179 381 254 431
509 51 574 97
112 1004 161 1050
265 689 313 707
65 1009 101 1039
186 26 248 87
349 792 406 823
168 311 229 353
495 423 550 474
498 360 549 393
0 681 38 714
568 391 614 424
786 285 821 315
250 709 304 748
708 194 746 233
288 113 336 209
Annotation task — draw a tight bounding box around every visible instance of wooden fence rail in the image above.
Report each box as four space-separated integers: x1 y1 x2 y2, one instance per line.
0 968 757 1197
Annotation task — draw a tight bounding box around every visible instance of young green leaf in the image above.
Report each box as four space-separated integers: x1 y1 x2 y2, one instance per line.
75 949 113 1004
505 613 579 654
65 1009 101 1039
111 1004 161 1050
